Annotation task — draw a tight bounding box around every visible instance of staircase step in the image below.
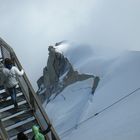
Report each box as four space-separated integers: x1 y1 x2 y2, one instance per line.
7 119 37 138
0 87 22 98
0 86 20 93
0 89 5 95
0 100 27 113
9 129 33 140
2 110 33 128
0 92 23 103
0 94 26 110
0 87 21 99
0 103 29 119
6 116 35 131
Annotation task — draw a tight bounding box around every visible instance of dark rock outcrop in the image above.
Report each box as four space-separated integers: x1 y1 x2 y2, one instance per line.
37 45 98 103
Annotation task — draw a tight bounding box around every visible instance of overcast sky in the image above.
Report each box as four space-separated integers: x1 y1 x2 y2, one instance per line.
0 0 140 89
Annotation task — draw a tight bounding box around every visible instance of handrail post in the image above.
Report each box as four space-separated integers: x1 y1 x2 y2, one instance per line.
28 87 35 109
0 119 9 140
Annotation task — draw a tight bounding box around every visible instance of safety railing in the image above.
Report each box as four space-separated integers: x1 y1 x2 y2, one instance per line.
0 38 60 140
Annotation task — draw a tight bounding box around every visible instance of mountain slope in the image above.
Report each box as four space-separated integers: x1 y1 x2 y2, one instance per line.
43 43 140 140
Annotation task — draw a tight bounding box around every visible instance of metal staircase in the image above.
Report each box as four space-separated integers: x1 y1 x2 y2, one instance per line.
0 38 60 140
0 86 38 139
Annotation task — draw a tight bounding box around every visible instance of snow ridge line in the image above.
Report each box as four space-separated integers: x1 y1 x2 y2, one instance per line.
60 87 140 138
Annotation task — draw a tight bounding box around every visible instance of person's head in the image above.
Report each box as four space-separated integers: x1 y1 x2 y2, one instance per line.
17 132 28 140
4 58 13 69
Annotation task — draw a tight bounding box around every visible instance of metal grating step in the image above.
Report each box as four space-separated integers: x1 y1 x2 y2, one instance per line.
0 92 23 103
0 100 27 113
0 87 21 99
7 119 37 138
0 103 29 119
2 110 33 128
9 128 34 140
0 94 26 110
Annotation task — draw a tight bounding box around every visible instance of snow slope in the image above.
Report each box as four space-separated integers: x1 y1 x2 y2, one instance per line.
44 44 140 140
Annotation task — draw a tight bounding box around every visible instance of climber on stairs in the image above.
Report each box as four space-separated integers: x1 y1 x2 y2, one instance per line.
2 58 24 108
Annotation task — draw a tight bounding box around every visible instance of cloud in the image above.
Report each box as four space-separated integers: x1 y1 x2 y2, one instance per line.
0 0 140 89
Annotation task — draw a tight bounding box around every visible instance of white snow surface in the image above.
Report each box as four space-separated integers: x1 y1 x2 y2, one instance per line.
44 43 140 140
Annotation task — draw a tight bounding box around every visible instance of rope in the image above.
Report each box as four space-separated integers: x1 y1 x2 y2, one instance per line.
60 87 140 137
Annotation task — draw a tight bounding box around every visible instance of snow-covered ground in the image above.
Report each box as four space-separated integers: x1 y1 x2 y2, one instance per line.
44 43 140 140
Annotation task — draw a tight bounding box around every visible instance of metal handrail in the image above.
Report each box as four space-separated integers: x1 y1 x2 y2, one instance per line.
0 37 60 140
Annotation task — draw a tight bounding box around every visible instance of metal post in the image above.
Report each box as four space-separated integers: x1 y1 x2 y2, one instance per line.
0 119 9 140
29 87 35 109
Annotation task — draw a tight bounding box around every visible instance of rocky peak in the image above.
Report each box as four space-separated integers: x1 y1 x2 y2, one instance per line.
37 44 99 103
